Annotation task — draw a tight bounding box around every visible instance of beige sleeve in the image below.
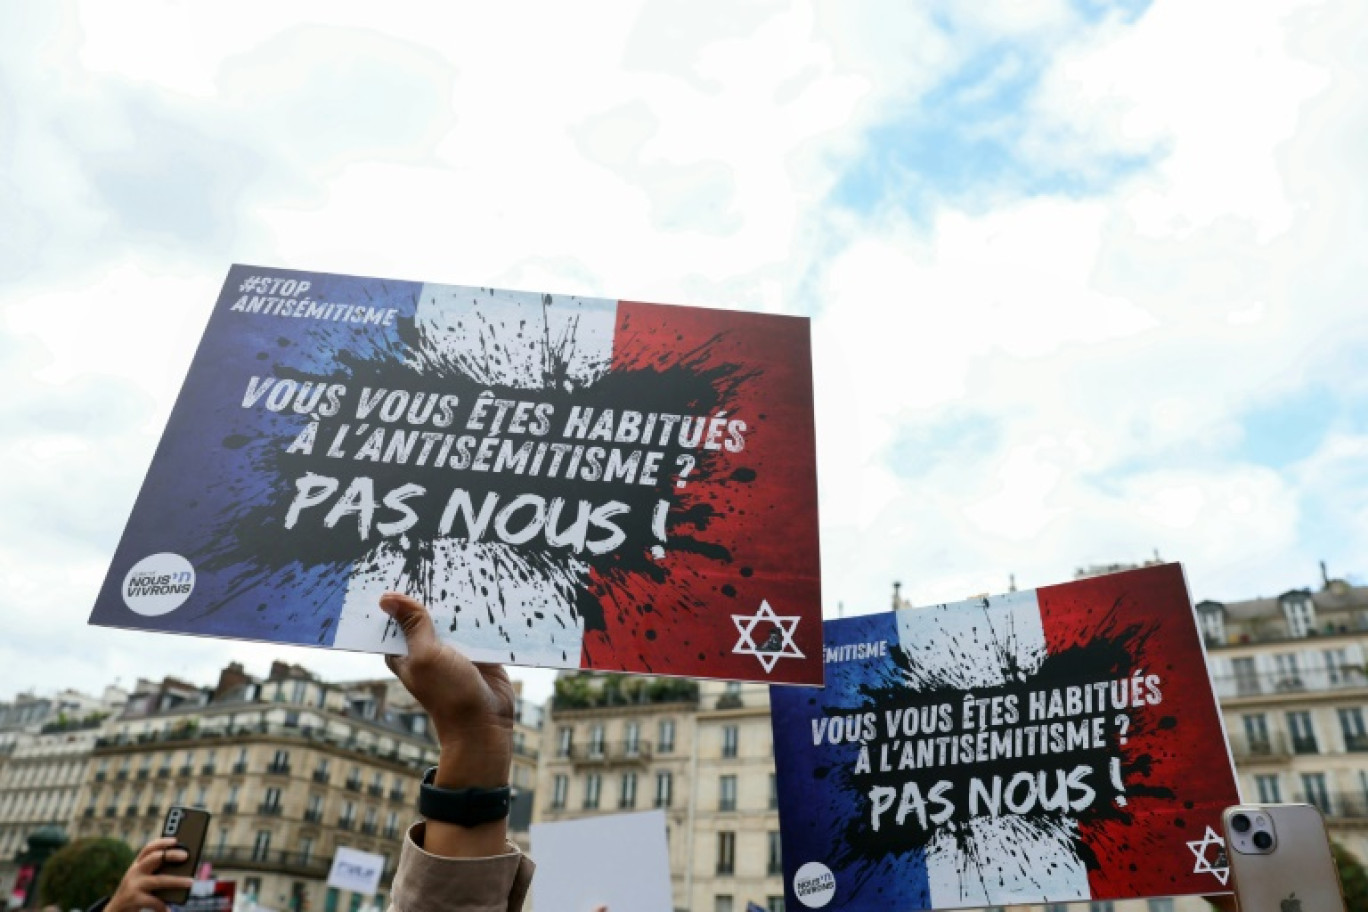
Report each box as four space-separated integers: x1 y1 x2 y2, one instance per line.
388 822 535 912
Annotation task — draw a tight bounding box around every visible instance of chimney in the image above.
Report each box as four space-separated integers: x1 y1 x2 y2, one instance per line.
892 581 902 611
214 663 251 700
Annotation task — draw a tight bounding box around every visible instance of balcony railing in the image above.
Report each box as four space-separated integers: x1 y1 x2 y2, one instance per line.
232 762 248 775
266 763 292 776
567 741 653 765
345 778 363 792
313 770 330 784
157 768 171 778
91 722 437 774
1345 733 1368 753
94 771 107 782
1292 791 1368 820
389 788 405 802
201 764 217 776
222 803 238 815
304 809 323 824
201 845 334 878
136 769 150 780
368 784 384 797
338 817 354 830
1228 732 1293 762
178 765 194 777
361 822 377 835
1213 669 1368 700
258 803 283 816
146 804 161 817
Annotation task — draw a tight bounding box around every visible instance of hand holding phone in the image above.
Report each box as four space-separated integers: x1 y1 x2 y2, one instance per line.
151 806 210 903
1222 803 1347 912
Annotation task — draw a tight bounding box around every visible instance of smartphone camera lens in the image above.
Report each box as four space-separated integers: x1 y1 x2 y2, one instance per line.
1230 813 1251 833
1253 830 1273 850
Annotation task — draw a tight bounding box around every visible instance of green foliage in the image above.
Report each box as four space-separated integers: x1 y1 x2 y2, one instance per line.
1333 841 1368 908
552 672 698 710
37 838 135 908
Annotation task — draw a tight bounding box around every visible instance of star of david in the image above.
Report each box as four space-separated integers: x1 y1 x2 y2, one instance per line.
1186 826 1230 885
732 600 804 673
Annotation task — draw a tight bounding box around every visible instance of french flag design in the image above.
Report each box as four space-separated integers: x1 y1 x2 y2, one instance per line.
90 266 822 685
770 563 1239 910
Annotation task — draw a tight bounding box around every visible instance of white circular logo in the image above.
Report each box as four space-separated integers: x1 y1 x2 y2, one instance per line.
122 553 196 616
793 861 836 908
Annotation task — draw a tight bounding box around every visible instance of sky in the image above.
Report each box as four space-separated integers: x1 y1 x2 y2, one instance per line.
3 0 1366 707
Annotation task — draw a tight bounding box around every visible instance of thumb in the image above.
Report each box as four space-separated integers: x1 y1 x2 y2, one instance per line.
380 592 439 661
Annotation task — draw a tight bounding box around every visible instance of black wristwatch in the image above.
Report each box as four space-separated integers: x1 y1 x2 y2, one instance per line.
418 766 512 826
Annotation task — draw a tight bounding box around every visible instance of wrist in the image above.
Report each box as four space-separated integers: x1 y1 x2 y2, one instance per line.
434 738 512 789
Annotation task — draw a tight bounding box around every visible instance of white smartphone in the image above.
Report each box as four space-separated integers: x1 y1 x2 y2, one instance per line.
1221 803 1346 912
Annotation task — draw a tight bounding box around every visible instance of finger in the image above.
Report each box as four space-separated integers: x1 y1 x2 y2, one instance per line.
380 592 440 661
113 891 170 912
134 840 183 873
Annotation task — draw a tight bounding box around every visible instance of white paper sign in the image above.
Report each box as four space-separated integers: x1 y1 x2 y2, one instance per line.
531 810 673 912
326 846 385 895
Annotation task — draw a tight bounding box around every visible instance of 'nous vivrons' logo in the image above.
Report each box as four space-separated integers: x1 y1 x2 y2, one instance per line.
121 553 196 617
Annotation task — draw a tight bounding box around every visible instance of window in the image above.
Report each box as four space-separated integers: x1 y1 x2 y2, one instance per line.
300 835 314 862
624 721 640 757
769 773 778 809
722 725 739 759
716 831 735 875
1283 595 1316 638
584 774 602 810
251 829 271 862
263 787 281 811
1198 607 1225 646
271 749 289 769
714 897 733 912
655 771 673 808
552 775 568 810
1255 774 1281 803
1325 649 1354 685
1287 711 1318 753
766 898 785 912
307 792 323 819
589 724 605 758
1274 653 1304 690
1301 772 1331 814
620 773 637 809
768 830 782 875
1242 714 1270 754
658 719 675 754
386 810 399 838
1089 903 1115 912
557 727 573 758
1147 900 1174 912
1340 707 1367 751
1230 656 1260 696
719 775 737 811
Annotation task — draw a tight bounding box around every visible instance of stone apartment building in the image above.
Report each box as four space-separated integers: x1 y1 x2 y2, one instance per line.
534 673 784 912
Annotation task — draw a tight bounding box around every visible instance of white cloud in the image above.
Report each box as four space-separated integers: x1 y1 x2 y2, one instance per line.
3 0 1367 706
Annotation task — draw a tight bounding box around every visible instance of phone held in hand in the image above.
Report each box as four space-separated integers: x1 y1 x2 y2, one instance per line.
1221 803 1347 912
152 805 210 903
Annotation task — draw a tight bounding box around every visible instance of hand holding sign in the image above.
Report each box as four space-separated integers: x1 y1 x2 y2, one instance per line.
380 591 515 858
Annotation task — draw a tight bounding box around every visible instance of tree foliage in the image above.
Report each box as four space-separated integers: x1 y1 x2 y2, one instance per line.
37 837 135 908
1332 841 1368 908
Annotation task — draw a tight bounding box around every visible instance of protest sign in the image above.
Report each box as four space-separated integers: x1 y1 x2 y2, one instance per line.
530 809 673 912
327 846 385 895
770 563 1238 909
89 265 821 684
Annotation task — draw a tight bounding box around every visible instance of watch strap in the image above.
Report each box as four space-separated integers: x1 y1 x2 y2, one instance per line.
418 766 512 826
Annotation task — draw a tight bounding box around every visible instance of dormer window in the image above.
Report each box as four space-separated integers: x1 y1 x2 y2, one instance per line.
1282 594 1316 638
1195 602 1226 646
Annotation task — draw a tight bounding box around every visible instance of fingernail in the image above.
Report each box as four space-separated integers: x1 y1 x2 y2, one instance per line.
379 593 402 615
168 849 188 861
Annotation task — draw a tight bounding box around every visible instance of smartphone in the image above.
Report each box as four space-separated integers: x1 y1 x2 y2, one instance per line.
1222 803 1346 912
152 805 210 903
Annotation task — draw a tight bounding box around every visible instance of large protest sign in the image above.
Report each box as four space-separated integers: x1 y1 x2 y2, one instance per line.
770 563 1238 909
89 265 821 684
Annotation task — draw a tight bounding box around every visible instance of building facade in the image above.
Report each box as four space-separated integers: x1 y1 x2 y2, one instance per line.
534 673 784 912
67 661 440 911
